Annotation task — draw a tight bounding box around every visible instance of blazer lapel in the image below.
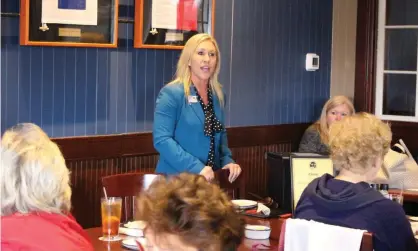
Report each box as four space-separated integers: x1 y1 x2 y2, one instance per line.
189 86 204 125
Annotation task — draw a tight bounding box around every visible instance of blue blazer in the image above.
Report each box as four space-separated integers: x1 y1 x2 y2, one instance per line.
153 82 234 175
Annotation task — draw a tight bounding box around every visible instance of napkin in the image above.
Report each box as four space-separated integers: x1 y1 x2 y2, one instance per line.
119 227 144 237
284 219 365 251
119 221 146 237
125 221 146 229
411 222 418 235
257 203 271 216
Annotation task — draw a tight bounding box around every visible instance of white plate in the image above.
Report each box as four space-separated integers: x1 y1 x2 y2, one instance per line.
231 199 257 209
121 238 147 250
124 221 146 229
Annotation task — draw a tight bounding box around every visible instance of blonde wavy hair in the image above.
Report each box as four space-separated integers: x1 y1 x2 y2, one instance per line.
168 33 224 106
315 95 355 144
136 173 244 250
1 123 72 216
328 112 392 174
1 123 49 146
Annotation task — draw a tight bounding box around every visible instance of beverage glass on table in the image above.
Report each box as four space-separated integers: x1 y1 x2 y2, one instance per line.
100 197 122 241
389 194 403 206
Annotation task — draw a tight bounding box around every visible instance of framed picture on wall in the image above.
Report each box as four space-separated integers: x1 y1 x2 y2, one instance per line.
134 0 215 49
20 0 119 48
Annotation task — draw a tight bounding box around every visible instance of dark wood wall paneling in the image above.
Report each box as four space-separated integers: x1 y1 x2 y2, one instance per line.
355 0 418 156
54 123 309 228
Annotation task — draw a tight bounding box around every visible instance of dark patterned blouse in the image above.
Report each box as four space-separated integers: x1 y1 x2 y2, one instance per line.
194 85 224 168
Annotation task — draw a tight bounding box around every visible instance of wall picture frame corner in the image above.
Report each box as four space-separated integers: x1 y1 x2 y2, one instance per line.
19 0 119 48
133 0 215 50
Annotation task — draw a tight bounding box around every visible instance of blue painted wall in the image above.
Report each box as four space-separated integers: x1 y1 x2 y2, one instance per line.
1 0 333 137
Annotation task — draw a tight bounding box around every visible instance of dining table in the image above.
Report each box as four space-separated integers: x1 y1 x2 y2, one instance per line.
85 216 284 251
86 216 418 250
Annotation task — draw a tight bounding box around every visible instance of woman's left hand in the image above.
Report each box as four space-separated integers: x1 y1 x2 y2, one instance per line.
222 163 242 183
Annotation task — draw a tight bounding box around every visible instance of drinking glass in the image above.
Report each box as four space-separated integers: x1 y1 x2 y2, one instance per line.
389 194 404 206
100 197 122 241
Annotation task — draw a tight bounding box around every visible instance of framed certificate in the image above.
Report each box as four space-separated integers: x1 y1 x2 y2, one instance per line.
20 0 119 48
290 153 334 212
134 0 215 49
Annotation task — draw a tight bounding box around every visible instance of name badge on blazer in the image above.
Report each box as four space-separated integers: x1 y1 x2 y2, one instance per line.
188 95 198 104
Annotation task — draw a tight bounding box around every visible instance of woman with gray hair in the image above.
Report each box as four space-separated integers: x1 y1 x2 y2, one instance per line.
1 123 93 251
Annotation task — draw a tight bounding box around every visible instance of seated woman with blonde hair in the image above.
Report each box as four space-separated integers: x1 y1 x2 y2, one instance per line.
1 123 93 251
298 95 355 154
295 113 417 250
136 173 245 251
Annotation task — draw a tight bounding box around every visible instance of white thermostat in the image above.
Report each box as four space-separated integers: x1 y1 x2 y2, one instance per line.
305 53 319 71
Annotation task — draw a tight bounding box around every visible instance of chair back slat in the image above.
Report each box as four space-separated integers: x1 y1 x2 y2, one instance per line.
102 172 159 197
214 169 246 199
119 196 137 223
360 232 373 251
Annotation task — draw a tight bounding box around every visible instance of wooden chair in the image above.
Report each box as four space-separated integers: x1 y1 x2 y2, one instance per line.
214 168 246 199
101 172 161 223
277 218 373 251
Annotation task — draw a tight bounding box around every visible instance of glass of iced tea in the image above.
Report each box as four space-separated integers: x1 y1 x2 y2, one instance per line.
100 197 122 241
389 193 404 206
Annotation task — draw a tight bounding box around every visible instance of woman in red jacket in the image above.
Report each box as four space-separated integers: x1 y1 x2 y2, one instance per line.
1 123 93 251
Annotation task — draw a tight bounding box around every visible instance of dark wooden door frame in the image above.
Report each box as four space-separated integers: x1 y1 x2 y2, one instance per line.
354 0 378 113
354 0 418 156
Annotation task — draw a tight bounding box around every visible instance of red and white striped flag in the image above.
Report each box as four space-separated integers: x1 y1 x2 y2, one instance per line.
152 0 198 31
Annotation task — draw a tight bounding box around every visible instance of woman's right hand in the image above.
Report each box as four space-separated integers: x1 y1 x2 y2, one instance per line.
200 166 214 182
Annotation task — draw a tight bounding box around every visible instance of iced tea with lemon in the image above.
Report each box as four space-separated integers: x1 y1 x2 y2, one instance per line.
101 197 122 241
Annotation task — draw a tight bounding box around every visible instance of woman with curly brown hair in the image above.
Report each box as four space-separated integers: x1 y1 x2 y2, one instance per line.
294 113 417 251
136 173 244 251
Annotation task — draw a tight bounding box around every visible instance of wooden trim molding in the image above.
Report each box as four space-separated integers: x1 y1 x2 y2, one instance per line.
354 0 418 156
225 123 309 148
53 133 156 160
52 123 310 160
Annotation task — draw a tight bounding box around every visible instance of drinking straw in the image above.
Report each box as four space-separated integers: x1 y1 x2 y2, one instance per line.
103 187 108 200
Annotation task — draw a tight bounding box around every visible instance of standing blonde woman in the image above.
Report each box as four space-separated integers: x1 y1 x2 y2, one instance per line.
298 95 355 154
153 33 241 182
1 123 93 251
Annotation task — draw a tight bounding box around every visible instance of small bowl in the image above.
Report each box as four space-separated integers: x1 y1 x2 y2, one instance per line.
244 224 271 240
